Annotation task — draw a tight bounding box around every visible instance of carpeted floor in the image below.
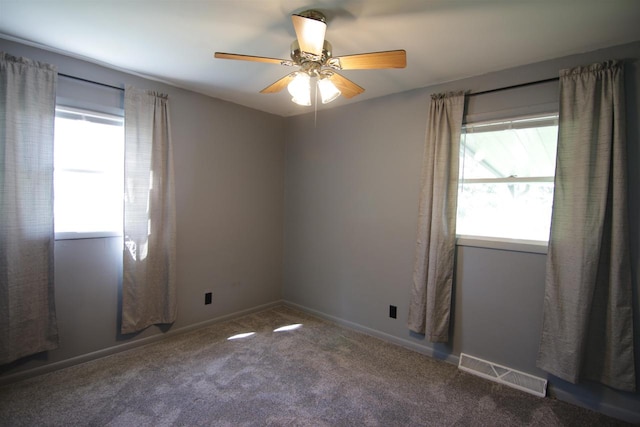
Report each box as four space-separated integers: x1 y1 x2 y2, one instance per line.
0 306 630 426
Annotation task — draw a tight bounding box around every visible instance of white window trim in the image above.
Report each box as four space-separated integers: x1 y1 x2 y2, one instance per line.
461 176 554 184
55 105 123 125
55 231 122 241
456 235 548 254
463 114 558 133
456 113 558 253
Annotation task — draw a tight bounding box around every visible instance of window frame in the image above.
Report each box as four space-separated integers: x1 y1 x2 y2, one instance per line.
53 105 125 241
455 113 559 254
456 236 548 254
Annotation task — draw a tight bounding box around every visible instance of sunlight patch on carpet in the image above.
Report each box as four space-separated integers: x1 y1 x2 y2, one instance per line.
273 323 302 332
227 332 256 340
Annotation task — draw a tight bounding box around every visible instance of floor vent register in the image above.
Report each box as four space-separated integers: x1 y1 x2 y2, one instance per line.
458 353 547 397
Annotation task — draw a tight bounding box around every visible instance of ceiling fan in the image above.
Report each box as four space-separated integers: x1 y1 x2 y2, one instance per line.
214 10 406 106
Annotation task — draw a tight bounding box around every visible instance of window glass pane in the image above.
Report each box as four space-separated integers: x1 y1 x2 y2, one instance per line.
457 181 554 241
461 118 558 179
457 115 558 243
54 107 124 236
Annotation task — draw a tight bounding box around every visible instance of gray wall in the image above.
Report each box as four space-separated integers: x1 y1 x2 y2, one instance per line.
0 38 285 377
283 41 640 421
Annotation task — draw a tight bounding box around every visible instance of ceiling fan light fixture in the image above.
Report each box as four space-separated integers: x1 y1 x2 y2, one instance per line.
287 72 311 106
317 76 341 104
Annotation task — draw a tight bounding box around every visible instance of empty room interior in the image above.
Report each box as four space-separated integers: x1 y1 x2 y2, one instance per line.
1 0 640 425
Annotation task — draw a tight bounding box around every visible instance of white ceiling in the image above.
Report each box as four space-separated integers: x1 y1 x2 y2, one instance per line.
1 0 639 117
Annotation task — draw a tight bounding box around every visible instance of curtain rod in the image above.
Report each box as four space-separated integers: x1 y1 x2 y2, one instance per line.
58 72 124 92
468 77 559 97
58 71 558 99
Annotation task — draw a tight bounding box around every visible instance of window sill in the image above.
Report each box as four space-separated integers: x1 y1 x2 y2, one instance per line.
456 235 548 254
55 231 122 241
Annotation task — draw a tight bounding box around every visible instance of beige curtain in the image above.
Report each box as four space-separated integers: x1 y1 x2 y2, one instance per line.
0 52 59 363
537 61 636 391
408 92 465 342
121 86 176 334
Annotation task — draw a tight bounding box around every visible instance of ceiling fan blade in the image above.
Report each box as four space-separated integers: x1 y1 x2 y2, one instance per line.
260 74 296 94
328 72 365 99
214 52 289 65
291 14 326 56
333 50 406 70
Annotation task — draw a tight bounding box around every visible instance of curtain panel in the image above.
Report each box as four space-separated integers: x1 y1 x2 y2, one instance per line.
121 86 177 334
408 92 465 342
0 52 59 363
537 61 636 391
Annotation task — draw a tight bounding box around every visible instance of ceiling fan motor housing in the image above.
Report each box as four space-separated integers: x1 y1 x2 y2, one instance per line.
295 9 326 24
290 39 333 70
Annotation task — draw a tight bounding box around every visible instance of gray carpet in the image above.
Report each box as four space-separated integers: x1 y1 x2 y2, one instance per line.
0 306 629 426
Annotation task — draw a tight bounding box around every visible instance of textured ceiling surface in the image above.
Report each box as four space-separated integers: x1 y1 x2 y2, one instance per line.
1 0 639 116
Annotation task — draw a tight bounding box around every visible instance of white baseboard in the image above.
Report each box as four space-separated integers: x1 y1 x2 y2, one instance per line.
0 300 283 387
282 300 459 365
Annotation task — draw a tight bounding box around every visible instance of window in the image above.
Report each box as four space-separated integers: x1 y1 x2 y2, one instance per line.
456 115 558 244
54 107 124 238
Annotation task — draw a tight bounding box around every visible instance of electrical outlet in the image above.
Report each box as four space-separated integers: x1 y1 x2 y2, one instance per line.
205 292 212 305
389 305 397 319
